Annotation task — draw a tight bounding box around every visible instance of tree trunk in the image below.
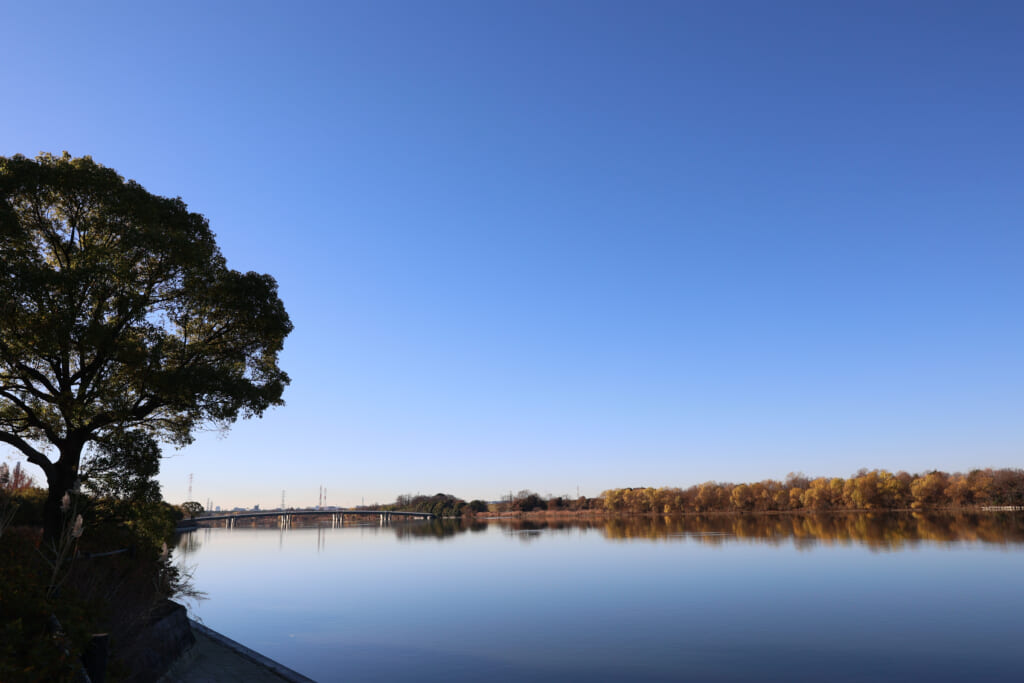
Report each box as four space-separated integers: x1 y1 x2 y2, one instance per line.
42 449 80 543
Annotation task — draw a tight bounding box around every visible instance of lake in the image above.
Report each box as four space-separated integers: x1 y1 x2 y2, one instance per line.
175 513 1024 682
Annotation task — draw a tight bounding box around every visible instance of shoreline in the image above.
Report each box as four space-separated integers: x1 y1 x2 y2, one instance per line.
159 618 316 683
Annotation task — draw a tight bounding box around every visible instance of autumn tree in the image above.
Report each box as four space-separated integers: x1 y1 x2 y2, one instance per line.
801 478 834 511
910 471 949 509
603 488 626 513
729 483 754 511
877 470 911 508
990 468 1024 506
965 469 995 505
695 482 725 512
0 461 35 491
844 470 880 509
0 153 292 540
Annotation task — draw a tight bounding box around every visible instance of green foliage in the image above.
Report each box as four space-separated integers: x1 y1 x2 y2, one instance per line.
0 152 292 539
81 431 180 545
0 496 15 537
0 504 195 681
82 432 162 505
181 501 204 519
1 152 268 679
512 490 546 512
8 487 46 526
387 493 467 517
0 528 92 682
98 499 180 548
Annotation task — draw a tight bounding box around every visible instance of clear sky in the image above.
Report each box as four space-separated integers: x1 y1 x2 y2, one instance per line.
3 2 1023 508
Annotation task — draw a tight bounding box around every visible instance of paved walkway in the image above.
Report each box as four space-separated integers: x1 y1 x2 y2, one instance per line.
159 621 316 683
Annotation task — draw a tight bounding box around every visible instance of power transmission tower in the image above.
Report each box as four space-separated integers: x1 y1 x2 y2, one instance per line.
187 473 194 500
281 490 286 510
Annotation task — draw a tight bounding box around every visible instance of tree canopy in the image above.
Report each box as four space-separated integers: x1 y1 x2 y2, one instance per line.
0 152 291 538
81 430 163 505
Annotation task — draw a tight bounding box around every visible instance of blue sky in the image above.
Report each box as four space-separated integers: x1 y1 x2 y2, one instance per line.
3 2 1023 508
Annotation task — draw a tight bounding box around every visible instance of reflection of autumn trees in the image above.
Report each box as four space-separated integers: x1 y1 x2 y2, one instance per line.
176 514 1024 547
600 468 1024 514
477 513 1024 547
591 513 1024 547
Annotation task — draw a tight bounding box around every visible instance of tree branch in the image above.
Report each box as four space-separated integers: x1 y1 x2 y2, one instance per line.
12 359 61 398
0 430 53 479
0 388 61 445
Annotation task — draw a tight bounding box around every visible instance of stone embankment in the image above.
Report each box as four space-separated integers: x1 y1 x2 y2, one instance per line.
159 616 315 682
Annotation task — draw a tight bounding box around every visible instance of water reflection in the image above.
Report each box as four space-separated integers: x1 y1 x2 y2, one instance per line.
507 512 1024 548
177 512 1024 554
385 511 1024 548
392 518 478 539
172 511 1024 683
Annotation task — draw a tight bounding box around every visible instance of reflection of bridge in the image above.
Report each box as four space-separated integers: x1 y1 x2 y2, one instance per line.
192 509 436 529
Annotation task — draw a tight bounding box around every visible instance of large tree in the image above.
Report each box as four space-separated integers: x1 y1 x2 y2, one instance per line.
0 153 291 539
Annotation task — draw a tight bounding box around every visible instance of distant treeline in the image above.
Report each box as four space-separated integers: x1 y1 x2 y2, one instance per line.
382 468 1024 516
376 493 489 517
376 490 604 516
604 468 1024 514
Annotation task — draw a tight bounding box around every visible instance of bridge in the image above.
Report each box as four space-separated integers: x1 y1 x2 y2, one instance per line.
185 508 436 529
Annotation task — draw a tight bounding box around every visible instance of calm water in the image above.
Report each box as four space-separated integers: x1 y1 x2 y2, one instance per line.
176 513 1024 682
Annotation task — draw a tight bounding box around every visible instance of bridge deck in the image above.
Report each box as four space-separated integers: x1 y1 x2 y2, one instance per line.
193 508 435 523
